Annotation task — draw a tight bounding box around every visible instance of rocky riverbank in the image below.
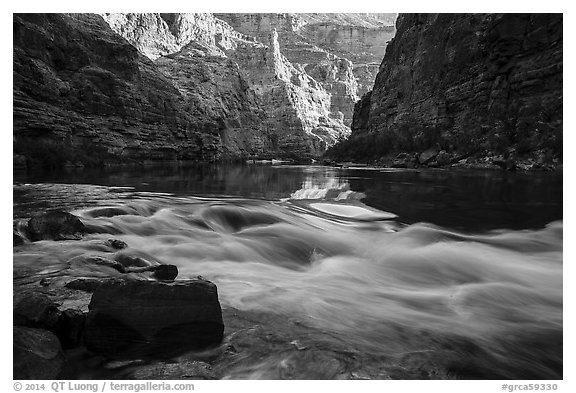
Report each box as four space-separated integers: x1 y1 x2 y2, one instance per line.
325 149 562 172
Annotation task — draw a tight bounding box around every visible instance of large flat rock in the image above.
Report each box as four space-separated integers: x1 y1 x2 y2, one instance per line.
84 279 224 357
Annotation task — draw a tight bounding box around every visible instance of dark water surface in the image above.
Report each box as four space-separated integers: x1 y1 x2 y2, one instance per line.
13 164 563 379
14 163 562 231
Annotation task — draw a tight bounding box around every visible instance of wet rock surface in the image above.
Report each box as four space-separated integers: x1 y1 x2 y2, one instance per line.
104 239 128 250
149 265 179 281
26 210 86 241
14 327 65 379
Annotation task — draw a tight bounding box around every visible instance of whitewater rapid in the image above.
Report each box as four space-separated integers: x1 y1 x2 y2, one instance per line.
13 181 562 379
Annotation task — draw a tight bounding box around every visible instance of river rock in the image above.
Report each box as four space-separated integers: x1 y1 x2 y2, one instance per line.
14 293 86 349
71 255 127 273
53 309 86 349
435 150 451 166
114 253 153 267
149 265 179 281
418 147 439 165
84 279 224 356
26 210 86 241
13 327 65 379
104 239 128 249
65 278 107 293
14 293 61 329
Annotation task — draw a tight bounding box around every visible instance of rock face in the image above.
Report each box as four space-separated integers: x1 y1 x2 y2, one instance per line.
215 13 396 125
102 13 382 158
14 327 65 379
84 279 224 356
13 14 221 167
332 14 562 165
26 210 86 241
14 293 86 349
14 13 396 164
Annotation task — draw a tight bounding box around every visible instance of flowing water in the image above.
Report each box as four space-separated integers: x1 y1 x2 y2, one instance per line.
13 164 563 379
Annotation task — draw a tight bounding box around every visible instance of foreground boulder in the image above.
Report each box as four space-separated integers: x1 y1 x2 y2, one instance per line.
14 327 65 379
14 293 86 349
26 210 86 241
84 279 224 357
14 293 60 329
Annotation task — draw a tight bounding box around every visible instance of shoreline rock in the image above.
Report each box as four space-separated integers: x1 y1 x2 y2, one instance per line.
324 153 562 172
84 278 224 357
26 210 86 241
14 326 65 379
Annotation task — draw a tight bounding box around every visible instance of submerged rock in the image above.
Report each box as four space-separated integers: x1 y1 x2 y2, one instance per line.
70 255 127 273
13 327 65 379
84 279 224 357
104 238 128 250
26 210 86 241
114 253 152 267
68 253 178 280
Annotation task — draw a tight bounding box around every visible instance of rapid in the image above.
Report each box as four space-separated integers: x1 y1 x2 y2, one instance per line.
13 165 563 379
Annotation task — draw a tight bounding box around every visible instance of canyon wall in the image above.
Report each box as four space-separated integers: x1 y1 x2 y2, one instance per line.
215 13 396 125
14 13 222 166
102 13 354 158
14 13 395 167
331 13 562 168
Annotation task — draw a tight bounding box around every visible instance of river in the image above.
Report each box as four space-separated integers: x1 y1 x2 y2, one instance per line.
13 163 563 379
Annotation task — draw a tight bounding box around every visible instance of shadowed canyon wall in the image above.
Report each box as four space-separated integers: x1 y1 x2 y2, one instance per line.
329 13 562 169
14 14 222 166
13 13 396 168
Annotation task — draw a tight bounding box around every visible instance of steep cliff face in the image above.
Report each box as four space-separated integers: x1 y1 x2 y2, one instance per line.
102 13 257 59
13 13 224 167
335 13 562 168
103 13 359 157
214 13 396 125
231 31 349 154
295 15 396 97
13 13 396 166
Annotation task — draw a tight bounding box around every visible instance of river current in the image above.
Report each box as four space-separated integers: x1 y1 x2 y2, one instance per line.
13 164 563 379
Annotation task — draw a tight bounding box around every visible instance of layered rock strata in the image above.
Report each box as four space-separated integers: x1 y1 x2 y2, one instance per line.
333 13 562 167
102 13 362 157
13 14 222 166
215 13 397 124
14 13 397 165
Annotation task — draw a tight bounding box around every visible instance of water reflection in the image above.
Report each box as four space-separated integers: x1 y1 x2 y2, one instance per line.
14 163 562 231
